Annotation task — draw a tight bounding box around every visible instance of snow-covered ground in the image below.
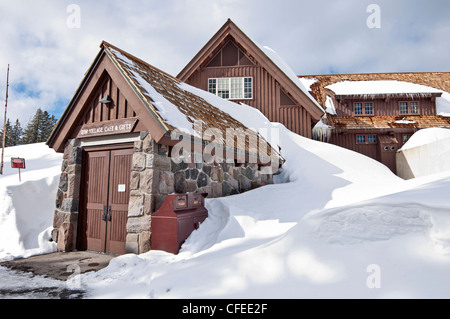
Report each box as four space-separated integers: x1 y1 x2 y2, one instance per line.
1 123 450 298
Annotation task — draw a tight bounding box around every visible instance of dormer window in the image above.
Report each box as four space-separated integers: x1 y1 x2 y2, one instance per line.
208 77 253 100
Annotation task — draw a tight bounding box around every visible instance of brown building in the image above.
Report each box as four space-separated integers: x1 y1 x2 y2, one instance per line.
46 41 281 255
301 73 450 173
178 20 450 175
177 19 324 138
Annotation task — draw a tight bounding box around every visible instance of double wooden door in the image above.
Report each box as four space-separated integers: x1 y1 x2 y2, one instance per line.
80 146 133 255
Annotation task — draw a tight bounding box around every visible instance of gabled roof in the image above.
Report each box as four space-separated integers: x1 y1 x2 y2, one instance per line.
177 19 324 119
47 41 281 162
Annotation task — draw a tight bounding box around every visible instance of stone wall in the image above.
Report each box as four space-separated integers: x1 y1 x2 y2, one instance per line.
53 132 274 255
52 139 83 252
125 131 274 254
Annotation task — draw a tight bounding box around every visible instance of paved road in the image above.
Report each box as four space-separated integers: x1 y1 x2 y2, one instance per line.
0 251 115 299
0 266 85 299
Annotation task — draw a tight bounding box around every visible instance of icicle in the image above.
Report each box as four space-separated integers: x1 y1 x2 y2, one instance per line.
312 118 333 143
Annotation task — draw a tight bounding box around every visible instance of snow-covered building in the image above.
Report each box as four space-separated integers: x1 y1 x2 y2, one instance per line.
177 19 325 138
46 41 282 255
301 73 450 174
178 20 450 175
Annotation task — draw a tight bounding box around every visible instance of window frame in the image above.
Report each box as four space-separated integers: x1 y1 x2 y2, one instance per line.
356 134 377 144
353 102 374 116
399 101 420 115
208 77 253 100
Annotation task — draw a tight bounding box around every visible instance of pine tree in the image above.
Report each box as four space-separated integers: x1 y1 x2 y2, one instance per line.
0 119 13 147
11 119 23 146
22 108 43 144
38 111 57 143
22 108 58 145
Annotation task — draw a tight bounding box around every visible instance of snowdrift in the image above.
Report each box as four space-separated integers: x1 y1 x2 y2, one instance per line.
0 114 449 298
81 121 450 299
0 143 61 261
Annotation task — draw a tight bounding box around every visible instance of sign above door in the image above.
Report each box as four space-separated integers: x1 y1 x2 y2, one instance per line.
77 118 138 139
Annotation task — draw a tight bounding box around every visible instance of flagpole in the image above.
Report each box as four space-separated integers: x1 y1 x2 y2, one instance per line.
1 64 10 175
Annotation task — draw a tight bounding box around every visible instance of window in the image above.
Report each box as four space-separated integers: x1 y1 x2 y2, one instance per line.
400 102 408 114
403 134 412 144
354 102 374 115
208 77 253 100
357 135 377 144
354 103 363 115
400 101 419 114
357 135 366 143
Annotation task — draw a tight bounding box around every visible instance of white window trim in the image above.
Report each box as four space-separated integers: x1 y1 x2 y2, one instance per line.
208 77 253 100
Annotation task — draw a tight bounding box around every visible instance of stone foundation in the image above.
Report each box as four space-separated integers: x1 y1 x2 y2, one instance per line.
52 132 274 255
51 139 83 252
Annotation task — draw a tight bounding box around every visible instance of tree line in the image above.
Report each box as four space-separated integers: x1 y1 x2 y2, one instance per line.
1 108 58 147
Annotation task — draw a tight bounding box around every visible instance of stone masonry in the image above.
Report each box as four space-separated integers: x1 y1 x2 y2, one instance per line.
52 132 274 255
52 139 83 252
125 131 273 254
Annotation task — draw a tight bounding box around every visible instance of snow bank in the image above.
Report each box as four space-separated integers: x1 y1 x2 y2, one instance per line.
436 92 450 117
400 128 450 151
0 143 62 261
1 111 450 299
81 117 450 299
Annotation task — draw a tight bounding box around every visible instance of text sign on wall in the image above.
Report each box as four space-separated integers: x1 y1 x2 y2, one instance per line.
11 158 26 169
77 119 138 139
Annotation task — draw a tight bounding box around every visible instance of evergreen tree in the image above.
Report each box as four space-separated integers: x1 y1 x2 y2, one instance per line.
38 111 57 142
22 108 42 144
0 119 13 147
11 119 23 146
22 108 58 145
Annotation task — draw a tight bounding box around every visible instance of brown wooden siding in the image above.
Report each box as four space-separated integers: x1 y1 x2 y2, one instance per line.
333 97 437 117
82 73 138 125
186 65 312 138
330 131 412 173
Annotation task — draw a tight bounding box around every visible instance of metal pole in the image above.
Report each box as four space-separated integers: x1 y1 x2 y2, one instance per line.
1 64 10 175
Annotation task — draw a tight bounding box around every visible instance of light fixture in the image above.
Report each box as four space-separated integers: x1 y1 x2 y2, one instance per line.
99 95 112 104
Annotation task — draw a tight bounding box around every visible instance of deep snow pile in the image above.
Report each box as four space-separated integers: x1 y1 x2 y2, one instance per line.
399 127 450 151
80 123 450 299
0 143 61 261
1 121 450 298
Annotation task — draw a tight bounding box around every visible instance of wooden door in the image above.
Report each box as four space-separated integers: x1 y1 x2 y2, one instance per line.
105 148 133 254
82 147 133 255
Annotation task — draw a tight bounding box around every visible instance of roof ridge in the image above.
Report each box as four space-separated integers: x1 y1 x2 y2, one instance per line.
101 41 180 84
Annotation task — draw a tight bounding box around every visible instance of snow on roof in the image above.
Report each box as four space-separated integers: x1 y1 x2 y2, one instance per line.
257 45 324 113
298 77 318 92
326 80 443 97
105 43 280 159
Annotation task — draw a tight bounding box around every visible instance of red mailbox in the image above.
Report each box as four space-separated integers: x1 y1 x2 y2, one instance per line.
151 193 208 254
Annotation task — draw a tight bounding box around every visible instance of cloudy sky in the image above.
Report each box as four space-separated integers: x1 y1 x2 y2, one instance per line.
0 0 449 127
